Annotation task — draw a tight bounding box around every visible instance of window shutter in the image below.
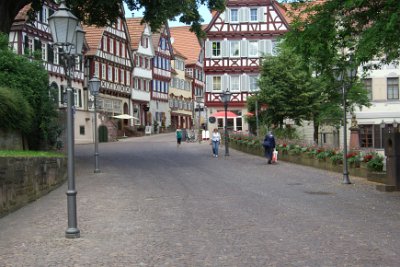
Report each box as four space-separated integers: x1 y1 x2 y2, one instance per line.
222 74 228 91
241 74 249 91
258 7 266 22
222 40 229 58
241 40 248 57
243 7 249 22
205 40 211 58
206 75 212 92
225 9 230 23
239 8 244 22
258 40 265 55
24 35 28 54
265 40 272 55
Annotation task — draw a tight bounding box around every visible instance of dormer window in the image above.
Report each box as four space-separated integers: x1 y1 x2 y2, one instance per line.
230 9 239 23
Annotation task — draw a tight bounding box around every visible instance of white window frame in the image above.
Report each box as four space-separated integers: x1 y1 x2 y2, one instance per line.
250 8 258 22
109 39 114 54
101 63 106 80
108 66 113 81
213 76 221 91
94 62 99 78
103 36 107 51
114 67 119 83
212 41 221 57
121 70 125 85
230 8 239 23
41 42 47 61
249 75 259 91
116 40 120 57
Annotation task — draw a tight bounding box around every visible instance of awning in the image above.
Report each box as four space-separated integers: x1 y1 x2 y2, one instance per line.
209 111 238 118
112 114 139 120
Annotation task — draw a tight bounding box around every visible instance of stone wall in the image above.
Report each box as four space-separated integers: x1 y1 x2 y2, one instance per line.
0 157 67 217
0 129 23 150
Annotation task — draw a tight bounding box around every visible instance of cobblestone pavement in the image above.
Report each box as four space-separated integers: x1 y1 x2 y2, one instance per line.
1 133 400 266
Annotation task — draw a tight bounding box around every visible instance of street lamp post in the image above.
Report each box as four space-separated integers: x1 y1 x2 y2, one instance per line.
335 61 356 185
196 96 203 143
48 0 85 238
221 88 232 157
255 96 259 137
89 77 101 173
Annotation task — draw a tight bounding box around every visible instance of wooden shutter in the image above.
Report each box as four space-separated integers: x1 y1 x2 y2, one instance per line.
241 40 248 57
258 7 266 22
225 9 230 23
265 40 272 55
206 75 212 92
241 74 249 91
222 40 229 58
222 74 228 91
205 40 211 58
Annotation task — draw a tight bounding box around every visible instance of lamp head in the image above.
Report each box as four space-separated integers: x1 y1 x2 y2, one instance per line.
89 76 101 96
48 1 79 46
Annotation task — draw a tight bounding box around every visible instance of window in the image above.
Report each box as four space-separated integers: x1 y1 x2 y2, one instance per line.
387 77 399 100
230 40 240 57
121 70 125 85
41 42 47 61
121 43 125 58
114 67 119 83
126 71 130 86
248 41 258 57
79 126 85 135
110 39 114 54
116 40 120 56
94 62 99 78
249 75 258 91
108 66 112 81
103 36 107 51
212 76 221 91
231 76 240 91
212 41 221 57
250 8 258 22
364 78 372 100
101 63 106 80
230 9 239 22
54 46 59 64
360 125 373 148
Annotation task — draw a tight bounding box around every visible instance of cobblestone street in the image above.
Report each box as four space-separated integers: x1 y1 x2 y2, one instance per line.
1 133 400 266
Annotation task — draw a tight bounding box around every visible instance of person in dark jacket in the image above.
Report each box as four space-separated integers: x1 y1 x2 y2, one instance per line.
263 131 276 164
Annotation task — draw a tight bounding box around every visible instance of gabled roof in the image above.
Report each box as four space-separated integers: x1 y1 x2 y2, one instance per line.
82 25 105 56
126 18 146 49
152 23 174 56
14 4 31 22
170 26 201 65
172 46 187 60
282 0 326 24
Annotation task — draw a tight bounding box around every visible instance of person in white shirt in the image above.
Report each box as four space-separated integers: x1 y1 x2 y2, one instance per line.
211 128 221 158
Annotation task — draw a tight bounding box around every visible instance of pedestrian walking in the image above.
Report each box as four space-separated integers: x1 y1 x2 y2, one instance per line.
176 128 182 147
263 131 276 164
211 128 221 158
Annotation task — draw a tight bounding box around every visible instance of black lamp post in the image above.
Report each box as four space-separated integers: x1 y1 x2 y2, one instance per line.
221 88 232 157
48 0 85 238
334 60 357 185
89 76 101 173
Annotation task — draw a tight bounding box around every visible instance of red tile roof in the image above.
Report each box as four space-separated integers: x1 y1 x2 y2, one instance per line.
82 25 105 56
126 18 146 50
170 26 201 65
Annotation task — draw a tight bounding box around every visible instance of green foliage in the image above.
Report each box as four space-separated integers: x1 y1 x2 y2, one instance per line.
4 0 226 37
272 126 299 141
0 87 33 133
0 150 64 158
366 154 384 172
0 33 60 150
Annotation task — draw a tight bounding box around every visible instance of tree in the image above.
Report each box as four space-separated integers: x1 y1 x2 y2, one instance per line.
0 0 225 37
0 33 59 150
254 44 369 144
285 0 400 65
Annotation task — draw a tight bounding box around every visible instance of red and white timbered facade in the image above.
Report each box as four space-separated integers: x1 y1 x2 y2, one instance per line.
204 0 289 132
84 15 134 139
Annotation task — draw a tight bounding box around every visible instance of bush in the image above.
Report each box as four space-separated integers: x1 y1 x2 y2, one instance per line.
366 154 384 172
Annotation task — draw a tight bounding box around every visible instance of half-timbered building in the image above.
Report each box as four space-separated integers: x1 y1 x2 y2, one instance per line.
83 11 134 141
169 48 193 129
126 18 154 127
9 1 89 144
151 24 173 132
170 26 206 130
204 0 289 132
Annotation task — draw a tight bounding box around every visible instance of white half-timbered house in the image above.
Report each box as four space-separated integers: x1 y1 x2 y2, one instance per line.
170 26 206 130
9 1 89 144
83 13 134 141
204 0 289 133
151 24 173 132
126 18 154 127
